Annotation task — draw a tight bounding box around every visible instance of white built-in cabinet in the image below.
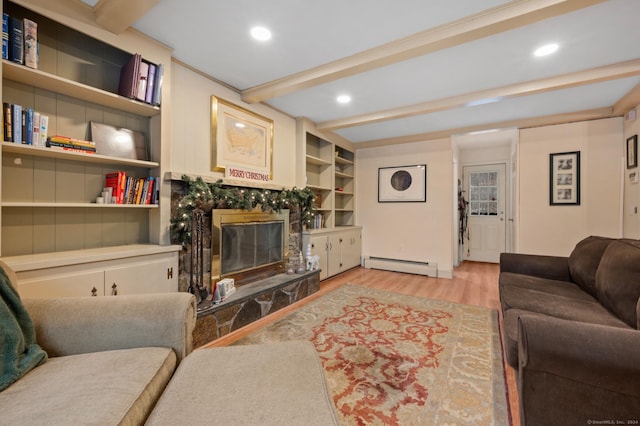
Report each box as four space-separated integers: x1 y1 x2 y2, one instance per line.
302 227 361 280
296 118 361 280
6 245 178 298
0 0 178 296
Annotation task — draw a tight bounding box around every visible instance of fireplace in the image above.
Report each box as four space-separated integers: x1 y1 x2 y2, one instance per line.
211 209 289 287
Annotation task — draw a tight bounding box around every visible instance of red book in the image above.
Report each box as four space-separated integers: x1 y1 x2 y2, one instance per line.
105 171 126 204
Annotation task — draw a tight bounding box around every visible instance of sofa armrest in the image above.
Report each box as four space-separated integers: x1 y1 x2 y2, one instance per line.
500 252 571 282
23 293 196 364
517 315 640 425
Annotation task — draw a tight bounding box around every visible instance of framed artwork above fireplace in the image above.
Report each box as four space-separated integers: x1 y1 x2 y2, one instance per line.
210 96 274 179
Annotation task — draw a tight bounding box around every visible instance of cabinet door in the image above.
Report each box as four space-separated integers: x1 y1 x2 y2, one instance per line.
105 255 178 295
327 233 343 277
18 270 105 298
342 229 362 270
308 235 329 280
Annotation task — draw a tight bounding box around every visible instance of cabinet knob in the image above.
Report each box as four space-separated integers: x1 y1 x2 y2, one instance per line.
167 267 173 280
91 287 98 297
111 283 118 296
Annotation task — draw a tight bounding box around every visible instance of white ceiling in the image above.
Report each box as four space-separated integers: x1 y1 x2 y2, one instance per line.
87 0 640 147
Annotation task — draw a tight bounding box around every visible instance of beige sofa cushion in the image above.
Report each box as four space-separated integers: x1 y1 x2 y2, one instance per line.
146 340 339 426
0 347 176 426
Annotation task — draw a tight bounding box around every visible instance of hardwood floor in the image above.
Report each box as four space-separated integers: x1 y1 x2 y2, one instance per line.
202 261 520 425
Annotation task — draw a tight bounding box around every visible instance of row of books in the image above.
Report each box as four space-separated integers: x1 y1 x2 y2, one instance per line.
46 136 96 154
2 13 163 107
2 102 48 145
105 172 158 205
308 213 326 230
2 13 38 69
118 53 164 106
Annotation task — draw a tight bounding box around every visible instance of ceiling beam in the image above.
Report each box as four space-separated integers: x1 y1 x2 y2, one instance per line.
240 0 607 103
317 59 640 131
353 107 614 149
612 82 640 116
93 0 159 34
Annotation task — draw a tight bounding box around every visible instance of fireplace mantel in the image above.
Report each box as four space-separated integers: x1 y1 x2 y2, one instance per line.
165 171 289 191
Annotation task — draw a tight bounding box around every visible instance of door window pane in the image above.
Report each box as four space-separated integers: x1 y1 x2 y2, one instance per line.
468 171 498 216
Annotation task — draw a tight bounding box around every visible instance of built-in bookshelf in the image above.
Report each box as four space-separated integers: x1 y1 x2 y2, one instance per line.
0 0 172 259
297 118 356 230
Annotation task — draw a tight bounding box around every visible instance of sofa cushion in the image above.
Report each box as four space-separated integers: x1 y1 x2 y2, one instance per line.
499 272 596 303
596 239 640 328
500 284 630 329
147 341 340 426
0 347 176 425
568 236 613 298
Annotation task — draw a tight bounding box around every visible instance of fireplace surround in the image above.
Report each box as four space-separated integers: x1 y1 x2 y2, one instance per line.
211 209 289 287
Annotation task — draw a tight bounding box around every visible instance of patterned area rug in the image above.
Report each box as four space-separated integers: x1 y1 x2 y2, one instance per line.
234 284 510 425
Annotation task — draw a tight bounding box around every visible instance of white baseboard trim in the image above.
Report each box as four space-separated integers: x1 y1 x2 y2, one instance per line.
363 257 438 277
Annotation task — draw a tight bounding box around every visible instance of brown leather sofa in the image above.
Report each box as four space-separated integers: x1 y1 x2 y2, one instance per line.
499 236 640 425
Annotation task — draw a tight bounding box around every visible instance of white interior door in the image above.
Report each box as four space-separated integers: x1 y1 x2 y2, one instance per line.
463 164 506 263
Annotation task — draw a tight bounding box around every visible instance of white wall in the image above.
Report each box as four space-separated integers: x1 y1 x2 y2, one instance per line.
623 105 640 238
518 117 623 256
169 62 297 187
356 138 454 277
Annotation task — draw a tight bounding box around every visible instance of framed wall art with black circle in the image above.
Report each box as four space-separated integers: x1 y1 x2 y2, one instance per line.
378 164 426 203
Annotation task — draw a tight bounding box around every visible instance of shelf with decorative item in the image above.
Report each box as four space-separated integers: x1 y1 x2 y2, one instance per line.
2 60 160 118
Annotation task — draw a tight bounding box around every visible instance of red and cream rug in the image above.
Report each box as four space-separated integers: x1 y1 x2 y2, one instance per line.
234 284 510 425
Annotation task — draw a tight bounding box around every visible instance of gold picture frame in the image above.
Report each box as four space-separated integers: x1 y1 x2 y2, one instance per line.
211 96 274 178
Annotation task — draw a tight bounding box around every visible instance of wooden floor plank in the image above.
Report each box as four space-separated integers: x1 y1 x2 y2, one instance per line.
201 261 520 425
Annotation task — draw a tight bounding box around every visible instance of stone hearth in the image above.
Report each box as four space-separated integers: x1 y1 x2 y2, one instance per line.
193 270 320 347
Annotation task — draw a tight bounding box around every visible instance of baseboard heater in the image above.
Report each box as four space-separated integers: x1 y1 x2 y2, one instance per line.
363 257 438 277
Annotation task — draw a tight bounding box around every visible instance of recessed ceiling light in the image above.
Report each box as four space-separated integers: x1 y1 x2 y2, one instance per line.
336 94 351 104
250 26 272 42
534 43 559 57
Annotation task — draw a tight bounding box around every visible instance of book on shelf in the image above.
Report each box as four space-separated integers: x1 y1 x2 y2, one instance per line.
145 62 156 104
118 53 142 99
3 102 12 142
2 13 8 60
152 63 164 106
105 171 127 204
136 60 149 102
11 104 21 143
8 15 23 65
118 53 163 106
3 103 50 145
38 114 48 147
32 111 40 146
23 18 37 69
106 173 157 205
46 135 96 153
309 213 325 230
24 107 33 145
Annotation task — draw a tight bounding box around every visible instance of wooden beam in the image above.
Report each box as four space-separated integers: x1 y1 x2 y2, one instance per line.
241 0 607 103
612 82 640 116
318 59 640 131
352 107 614 149
93 0 159 34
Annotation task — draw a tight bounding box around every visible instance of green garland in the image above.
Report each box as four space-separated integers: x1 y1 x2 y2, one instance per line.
170 175 316 245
